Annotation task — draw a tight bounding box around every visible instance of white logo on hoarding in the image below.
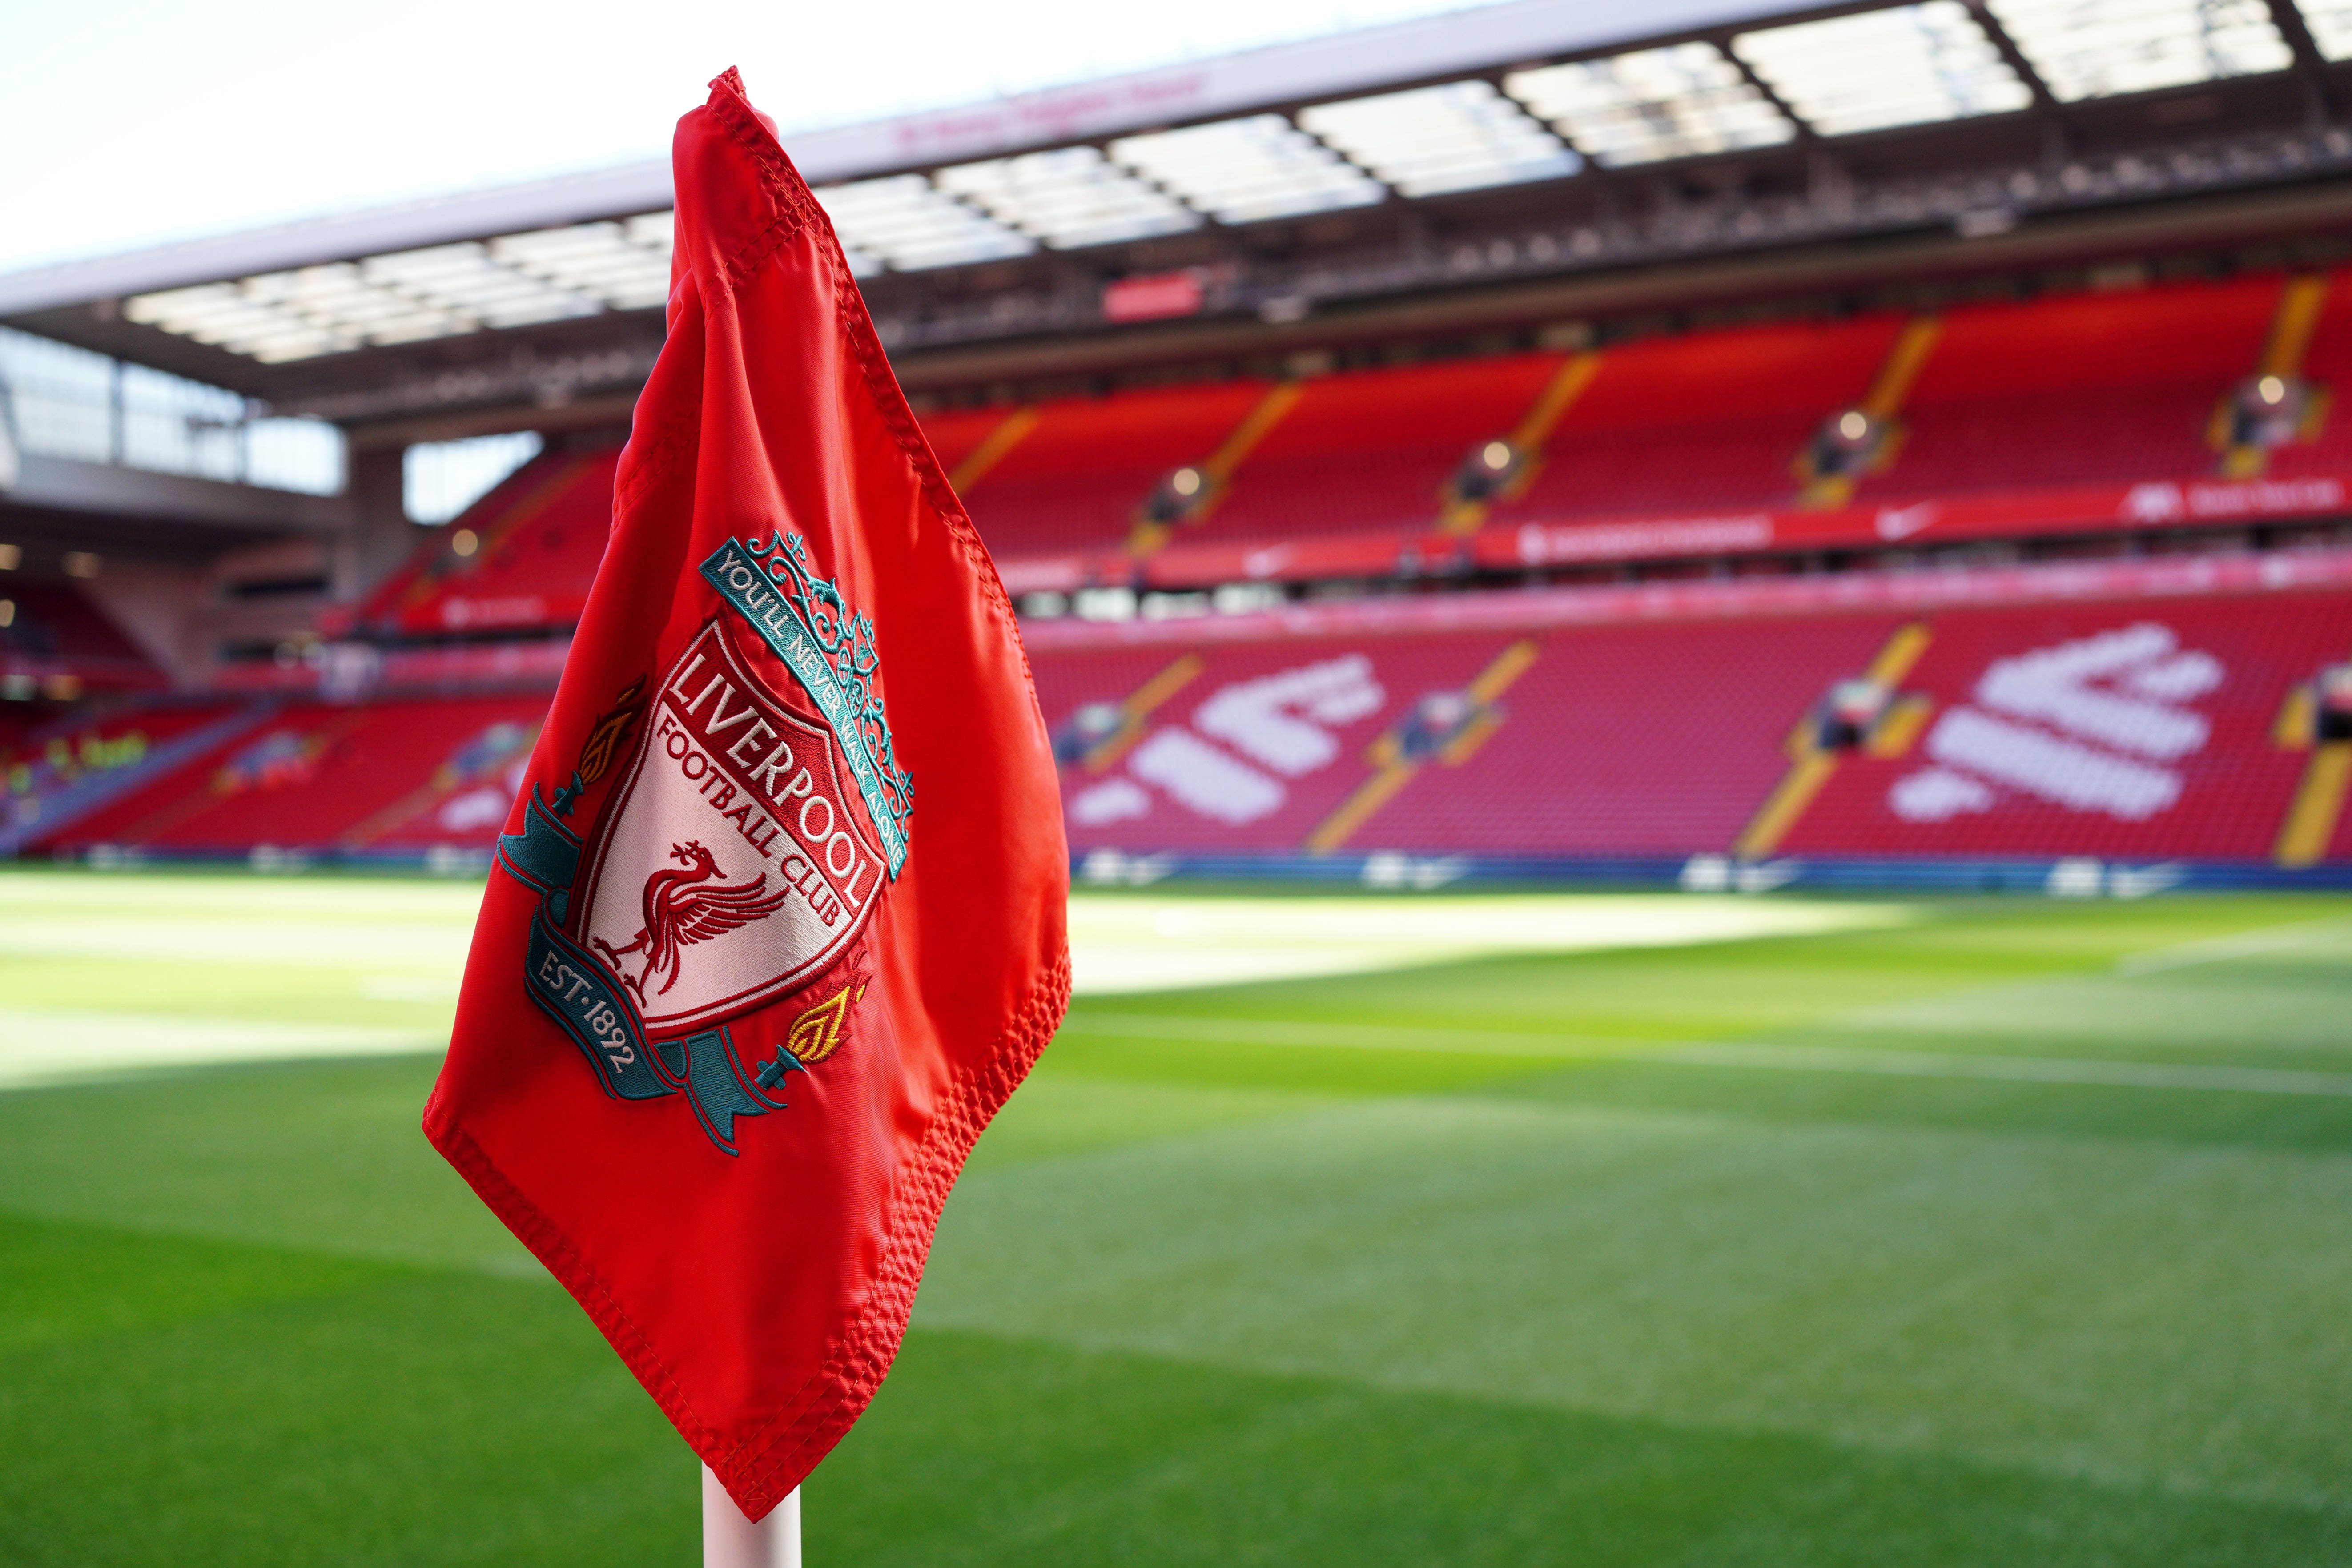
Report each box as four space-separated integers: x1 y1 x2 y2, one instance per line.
2120 483 2186 523
1890 623 2223 824
1874 502 1938 540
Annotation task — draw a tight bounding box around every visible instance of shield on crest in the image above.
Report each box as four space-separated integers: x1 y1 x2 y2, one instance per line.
573 619 886 1036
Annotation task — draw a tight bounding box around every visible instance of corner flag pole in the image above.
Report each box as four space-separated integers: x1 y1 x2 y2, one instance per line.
703 1466 800 1568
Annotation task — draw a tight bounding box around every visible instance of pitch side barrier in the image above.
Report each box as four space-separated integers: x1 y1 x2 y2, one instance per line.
1064 850 2352 894
998 474 2352 599
42 843 2352 896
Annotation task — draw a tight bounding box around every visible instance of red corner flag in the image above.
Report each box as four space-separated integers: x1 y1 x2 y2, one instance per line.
423 70 1070 1520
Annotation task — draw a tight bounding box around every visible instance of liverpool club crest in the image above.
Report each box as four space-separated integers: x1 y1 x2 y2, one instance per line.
494 530 910 1154
575 616 888 1031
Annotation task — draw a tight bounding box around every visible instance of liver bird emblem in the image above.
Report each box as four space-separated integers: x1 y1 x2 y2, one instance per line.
591 840 791 1005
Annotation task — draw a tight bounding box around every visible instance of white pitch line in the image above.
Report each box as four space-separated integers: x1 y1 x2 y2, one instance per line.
2114 917 2352 977
1064 1012 2352 1098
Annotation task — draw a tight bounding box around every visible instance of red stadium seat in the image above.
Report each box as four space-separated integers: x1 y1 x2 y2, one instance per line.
1036 587 2352 865
44 694 552 857
356 450 622 638
1184 354 1566 544
1493 315 1901 523
1857 274 2280 500
1779 591 2352 861
950 381 1275 557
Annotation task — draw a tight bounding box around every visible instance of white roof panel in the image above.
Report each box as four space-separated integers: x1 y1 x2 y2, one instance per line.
811 174 1035 272
1298 80 1580 197
0 0 1871 317
1506 42 1795 165
122 226 672 363
934 146 1202 249
1114 114 1387 225
1734 1 2033 135
2306 0 2352 60
1986 0 2292 100
489 223 673 312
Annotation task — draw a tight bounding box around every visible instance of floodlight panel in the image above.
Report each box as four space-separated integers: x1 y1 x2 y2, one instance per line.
1986 0 2291 100
1113 114 1387 224
1505 42 1796 166
1298 80 1579 197
812 173 1035 270
935 145 1202 249
1734 2 2032 135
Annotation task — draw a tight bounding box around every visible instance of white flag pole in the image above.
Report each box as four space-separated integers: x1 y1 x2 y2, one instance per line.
702 1465 800 1568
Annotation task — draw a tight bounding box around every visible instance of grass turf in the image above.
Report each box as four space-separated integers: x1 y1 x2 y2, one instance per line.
1 872 2350 1563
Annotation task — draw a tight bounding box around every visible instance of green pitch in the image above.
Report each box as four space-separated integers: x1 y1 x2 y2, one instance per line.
3 870 2351 1565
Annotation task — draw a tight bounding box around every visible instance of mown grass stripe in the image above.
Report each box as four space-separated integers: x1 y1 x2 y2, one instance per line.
1065 1010 1610 1057
2113 916 2352 977
1068 1012 2352 1098
1650 1044 2352 1098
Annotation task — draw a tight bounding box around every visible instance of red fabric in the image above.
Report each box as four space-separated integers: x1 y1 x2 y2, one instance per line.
423 72 1069 1520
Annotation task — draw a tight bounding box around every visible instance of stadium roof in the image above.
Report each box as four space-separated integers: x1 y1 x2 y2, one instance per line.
0 0 2341 431
0 0 1805 322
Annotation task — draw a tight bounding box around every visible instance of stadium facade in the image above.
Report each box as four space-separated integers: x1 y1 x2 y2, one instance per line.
3 0 2351 888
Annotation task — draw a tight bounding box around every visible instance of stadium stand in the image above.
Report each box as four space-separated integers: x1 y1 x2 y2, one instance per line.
927 273 2352 589
1034 566 2352 873
57 551 2349 878
19 245 2352 888
918 405 1029 482
1771 592 2352 864
949 380 1275 556
0 579 163 692
1493 314 1902 523
41 693 549 860
10 0 2352 904
1171 353 1565 544
1046 617 1893 856
2268 268 2352 480
1854 273 2284 501
346 448 621 639
318 272 2352 627
0 698 257 854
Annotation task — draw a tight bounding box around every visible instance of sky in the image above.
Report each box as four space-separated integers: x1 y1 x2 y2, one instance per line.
0 0 1485 274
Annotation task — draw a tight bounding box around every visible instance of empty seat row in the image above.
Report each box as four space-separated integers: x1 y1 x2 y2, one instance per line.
338 268 2340 641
